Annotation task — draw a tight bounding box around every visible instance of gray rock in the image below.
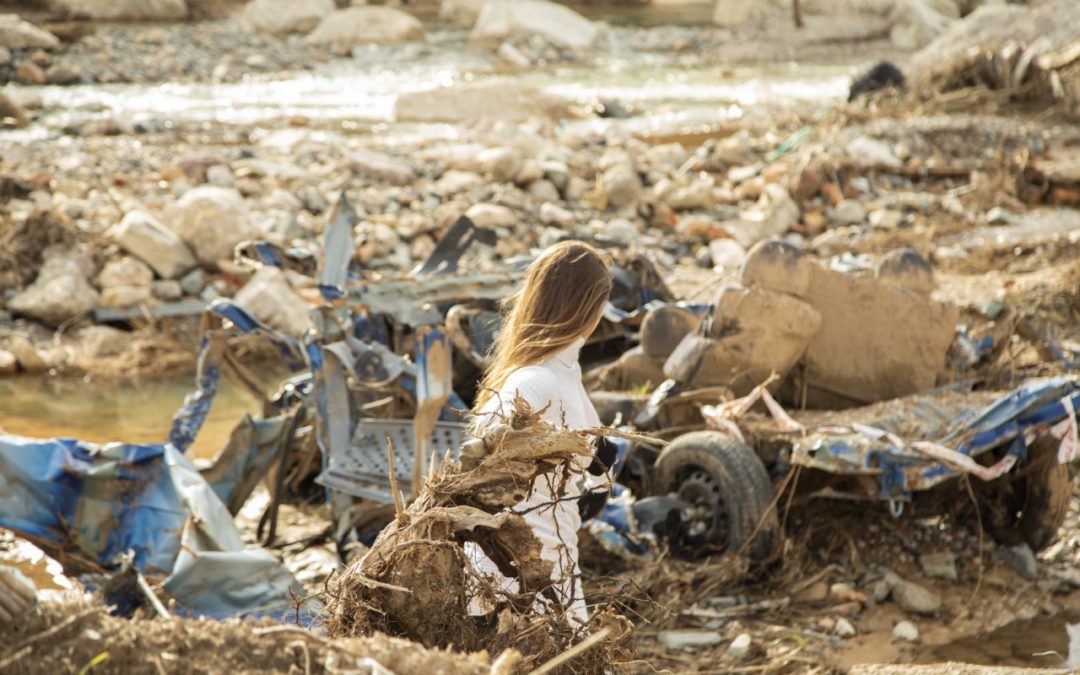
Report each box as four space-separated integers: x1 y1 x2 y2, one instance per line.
835 617 856 637
539 202 573 228
0 15 60 49
986 206 1011 225
234 266 311 337
307 7 425 48
109 210 197 280
395 81 571 123
46 64 83 85
470 0 599 51
658 630 723 651
180 268 206 297
478 147 524 183
892 578 941 615
727 633 751 660
151 280 183 301
919 551 958 582
831 199 866 226
893 620 920 643
97 257 154 289
869 208 904 229
347 149 417 186
0 349 16 376
528 179 561 203
205 164 235 187
603 218 638 244
465 203 516 229
8 247 100 327
999 543 1038 580
53 0 187 21
601 163 641 210
7 335 46 373
101 285 154 308
242 0 335 35
164 186 256 267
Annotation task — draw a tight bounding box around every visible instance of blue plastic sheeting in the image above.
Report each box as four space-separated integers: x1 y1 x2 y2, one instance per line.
0 434 306 620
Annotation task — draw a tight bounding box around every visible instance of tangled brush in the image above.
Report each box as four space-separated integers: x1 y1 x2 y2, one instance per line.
323 395 634 673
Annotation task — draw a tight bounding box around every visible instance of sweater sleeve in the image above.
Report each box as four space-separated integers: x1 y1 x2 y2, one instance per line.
495 366 568 425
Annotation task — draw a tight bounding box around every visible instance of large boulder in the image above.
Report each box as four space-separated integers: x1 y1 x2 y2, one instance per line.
233 266 311 337
55 0 188 21
108 210 197 280
470 0 599 51
394 81 571 123
307 7 425 48
242 0 335 35
164 187 256 267
8 247 100 327
0 15 60 49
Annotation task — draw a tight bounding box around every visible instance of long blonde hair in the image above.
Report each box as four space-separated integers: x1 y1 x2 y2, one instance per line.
474 241 612 410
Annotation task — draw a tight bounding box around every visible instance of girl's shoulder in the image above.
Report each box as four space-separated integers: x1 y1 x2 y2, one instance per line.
501 364 561 400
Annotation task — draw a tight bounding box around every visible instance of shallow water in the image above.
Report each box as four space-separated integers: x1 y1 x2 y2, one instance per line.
5 23 857 145
0 374 266 460
919 612 1080 669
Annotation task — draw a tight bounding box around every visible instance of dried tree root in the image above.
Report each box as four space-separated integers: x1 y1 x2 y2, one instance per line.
323 395 633 672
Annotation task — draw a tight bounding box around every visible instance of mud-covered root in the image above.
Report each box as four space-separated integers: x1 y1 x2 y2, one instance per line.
322 396 633 672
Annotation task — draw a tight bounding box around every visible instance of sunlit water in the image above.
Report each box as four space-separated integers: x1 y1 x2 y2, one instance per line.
0 374 266 460
5 25 857 145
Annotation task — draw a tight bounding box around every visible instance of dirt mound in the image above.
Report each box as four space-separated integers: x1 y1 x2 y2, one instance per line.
0 595 493 675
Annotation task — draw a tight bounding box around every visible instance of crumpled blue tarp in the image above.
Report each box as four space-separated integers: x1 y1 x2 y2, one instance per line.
0 433 307 620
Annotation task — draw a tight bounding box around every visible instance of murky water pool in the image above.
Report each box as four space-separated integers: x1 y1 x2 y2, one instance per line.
0 374 267 460
919 612 1080 669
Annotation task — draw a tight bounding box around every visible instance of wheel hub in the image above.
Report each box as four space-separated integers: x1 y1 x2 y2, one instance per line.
676 469 729 544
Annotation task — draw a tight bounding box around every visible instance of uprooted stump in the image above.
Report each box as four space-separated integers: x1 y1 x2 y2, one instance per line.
323 396 633 672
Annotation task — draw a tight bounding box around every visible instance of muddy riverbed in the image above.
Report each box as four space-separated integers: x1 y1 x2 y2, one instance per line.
3 1 1080 673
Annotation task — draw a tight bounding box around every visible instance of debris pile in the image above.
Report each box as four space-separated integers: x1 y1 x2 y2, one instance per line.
1 594 499 675
325 396 633 671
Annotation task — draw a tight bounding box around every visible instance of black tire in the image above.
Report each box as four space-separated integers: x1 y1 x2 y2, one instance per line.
978 436 1073 552
654 431 778 560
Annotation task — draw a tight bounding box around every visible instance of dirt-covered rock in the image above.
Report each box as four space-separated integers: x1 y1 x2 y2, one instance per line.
108 210 197 280
394 81 571 123
307 7 425 48
8 247 100 327
0 15 60 49
241 0 335 35
233 266 311 337
55 0 189 21
470 0 600 51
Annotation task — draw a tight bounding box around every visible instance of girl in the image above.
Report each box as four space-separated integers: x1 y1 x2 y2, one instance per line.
468 240 613 626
